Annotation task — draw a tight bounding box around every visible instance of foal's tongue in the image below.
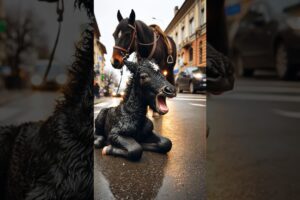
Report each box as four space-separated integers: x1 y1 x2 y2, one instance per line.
158 96 169 113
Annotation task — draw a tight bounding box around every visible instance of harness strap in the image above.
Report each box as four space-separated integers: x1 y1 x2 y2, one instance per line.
147 31 157 59
166 37 173 55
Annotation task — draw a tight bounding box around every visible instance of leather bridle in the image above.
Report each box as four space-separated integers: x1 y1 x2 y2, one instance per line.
113 24 137 58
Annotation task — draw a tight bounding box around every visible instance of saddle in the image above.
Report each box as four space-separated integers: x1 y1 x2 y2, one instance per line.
149 24 174 62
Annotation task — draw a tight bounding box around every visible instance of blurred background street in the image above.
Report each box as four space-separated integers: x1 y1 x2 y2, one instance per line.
0 91 60 125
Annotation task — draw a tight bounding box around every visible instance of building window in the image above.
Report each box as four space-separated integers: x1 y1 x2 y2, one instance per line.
199 41 203 63
200 7 205 26
189 47 193 62
181 26 185 41
175 32 179 49
189 17 195 36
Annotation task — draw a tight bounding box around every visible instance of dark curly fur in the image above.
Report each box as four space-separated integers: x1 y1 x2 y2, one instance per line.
206 43 234 94
0 21 94 200
94 59 176 161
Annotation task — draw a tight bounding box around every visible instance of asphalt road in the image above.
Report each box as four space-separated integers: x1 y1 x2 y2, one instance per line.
207 78 300 200
94 93 206 200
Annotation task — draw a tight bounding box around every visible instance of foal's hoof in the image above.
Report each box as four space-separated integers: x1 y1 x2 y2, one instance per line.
102 145 112 155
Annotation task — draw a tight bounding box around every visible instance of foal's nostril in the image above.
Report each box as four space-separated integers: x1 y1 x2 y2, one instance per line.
163 86 176 96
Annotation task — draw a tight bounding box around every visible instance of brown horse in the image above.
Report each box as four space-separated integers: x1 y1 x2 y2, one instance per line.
111 9 177 85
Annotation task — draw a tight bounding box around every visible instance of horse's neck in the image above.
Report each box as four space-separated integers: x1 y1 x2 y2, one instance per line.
123 78 147 115
136 21 154 45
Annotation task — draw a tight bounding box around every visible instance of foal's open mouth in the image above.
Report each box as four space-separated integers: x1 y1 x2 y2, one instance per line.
155 92 174 115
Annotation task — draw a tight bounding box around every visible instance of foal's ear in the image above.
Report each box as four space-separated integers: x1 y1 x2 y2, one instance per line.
124 60 138 74
129 9 136 25
117 10 123 22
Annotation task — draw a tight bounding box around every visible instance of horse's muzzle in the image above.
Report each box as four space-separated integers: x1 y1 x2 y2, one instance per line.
111 58 124 69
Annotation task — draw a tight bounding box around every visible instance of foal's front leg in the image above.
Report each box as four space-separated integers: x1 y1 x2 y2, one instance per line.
138 118 172 154
103 131 143 161
140 131 172 154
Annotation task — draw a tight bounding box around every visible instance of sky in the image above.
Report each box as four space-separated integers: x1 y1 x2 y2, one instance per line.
95 0 185 88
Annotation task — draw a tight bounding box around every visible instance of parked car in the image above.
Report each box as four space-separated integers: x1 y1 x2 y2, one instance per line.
176 66 206 93
232 0 300 79
112 87 125 98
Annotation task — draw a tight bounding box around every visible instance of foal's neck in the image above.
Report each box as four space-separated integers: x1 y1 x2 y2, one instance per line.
123 78 147 116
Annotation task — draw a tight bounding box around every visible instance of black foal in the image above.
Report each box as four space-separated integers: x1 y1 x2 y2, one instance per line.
94 59 176 161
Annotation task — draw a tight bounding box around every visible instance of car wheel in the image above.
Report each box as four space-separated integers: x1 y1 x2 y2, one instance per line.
189 82 195 94
176 85 182 93
236 53 254 77
275 43 295 80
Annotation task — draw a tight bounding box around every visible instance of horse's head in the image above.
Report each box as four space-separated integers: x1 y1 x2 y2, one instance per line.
111 9 137 69
124 60 176 115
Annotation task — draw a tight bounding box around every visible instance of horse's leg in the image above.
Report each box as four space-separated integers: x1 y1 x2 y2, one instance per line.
168 69 175 85
140 131 172 154
103 134 143 161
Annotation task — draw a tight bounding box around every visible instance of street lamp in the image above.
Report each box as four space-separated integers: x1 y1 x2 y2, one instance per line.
163 70 168 76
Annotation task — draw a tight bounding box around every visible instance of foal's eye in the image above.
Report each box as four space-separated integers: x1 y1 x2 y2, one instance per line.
140 73 149 80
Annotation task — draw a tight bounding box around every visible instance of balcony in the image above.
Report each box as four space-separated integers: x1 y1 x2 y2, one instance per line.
179 37 192 49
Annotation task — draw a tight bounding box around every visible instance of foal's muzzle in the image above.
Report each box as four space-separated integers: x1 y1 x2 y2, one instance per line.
162 85 176 98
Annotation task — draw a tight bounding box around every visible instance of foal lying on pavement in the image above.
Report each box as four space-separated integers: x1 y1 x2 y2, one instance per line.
94 59 176 161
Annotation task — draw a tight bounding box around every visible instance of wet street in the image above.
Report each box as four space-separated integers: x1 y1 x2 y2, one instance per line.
94 93 206 200
207 78 300 200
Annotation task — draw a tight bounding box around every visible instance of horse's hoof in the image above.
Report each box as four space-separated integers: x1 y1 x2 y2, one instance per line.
102 145 112 155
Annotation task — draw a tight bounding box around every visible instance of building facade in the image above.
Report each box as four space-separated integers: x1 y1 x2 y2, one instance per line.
165 0 207 74
94 24 107 88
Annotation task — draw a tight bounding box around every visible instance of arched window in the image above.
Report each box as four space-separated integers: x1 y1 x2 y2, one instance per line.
199 41 203 64
189 47 193 62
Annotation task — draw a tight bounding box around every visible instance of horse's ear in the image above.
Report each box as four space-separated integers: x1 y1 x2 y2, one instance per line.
124 60 138 74
117 10 123 22
129 9 136 25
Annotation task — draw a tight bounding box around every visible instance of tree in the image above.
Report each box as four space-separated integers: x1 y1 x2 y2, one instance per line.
4 8 47 88
103 70 118 96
